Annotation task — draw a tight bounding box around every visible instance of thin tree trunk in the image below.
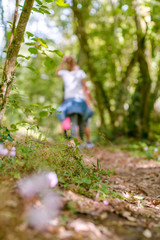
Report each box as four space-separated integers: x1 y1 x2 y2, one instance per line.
72 0 115 128
133 0 152 138
116 50 138 112
0 0 34 123
9 0 20 46
151 60 160 107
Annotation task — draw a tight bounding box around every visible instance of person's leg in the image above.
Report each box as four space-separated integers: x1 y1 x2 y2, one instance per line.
84 119 91 142
85 126 91 142
69 114 78 138
78 114 84 141
84 118 94 149
64 130 68 139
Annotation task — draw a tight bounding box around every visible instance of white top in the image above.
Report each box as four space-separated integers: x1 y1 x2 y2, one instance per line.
58 69 87 100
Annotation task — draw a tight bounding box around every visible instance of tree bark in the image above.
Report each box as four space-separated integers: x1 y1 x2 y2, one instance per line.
132 0 152 138
0 0 34 123
72 0 115 128
9 0 20 47
116 50 138 112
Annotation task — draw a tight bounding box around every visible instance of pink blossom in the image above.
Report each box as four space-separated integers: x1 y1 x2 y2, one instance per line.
18 173 49 198
10 151 16 157
103 200 109 206
0 143 4 150
11 147 16 151
18 172 61 230
46 172 58 188
0 148 8 156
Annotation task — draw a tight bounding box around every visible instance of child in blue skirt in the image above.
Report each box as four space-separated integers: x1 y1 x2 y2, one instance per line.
56 56 94 142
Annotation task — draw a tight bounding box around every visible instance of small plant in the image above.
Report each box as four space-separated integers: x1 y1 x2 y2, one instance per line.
0 126 14 143
120 140 160 160
0 137 118 200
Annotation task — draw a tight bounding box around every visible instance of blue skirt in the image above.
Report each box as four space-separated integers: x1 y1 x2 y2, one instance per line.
57 98 94 122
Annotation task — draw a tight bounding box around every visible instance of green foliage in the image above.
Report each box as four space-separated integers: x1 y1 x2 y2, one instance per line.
28 47 38 54
0 137 117 199
0 126 14 143
55 0 70 7
120 140 160 160
2 0 160 142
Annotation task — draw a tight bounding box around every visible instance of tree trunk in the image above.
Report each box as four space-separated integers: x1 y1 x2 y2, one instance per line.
138 49 151 138
72 0 115 129
0 0 34 123
116 50 138 112
131 0 152 138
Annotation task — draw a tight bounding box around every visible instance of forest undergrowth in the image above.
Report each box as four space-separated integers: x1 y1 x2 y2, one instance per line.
1 136 160 240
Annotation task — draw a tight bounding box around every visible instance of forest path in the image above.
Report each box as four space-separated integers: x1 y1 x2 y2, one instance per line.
83 146 160 239
1 145 160 240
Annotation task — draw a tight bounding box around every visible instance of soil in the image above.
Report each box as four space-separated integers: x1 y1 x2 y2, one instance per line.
1 146 160 240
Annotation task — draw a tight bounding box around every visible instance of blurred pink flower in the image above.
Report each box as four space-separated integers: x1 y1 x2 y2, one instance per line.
10 151 16 157
103 200 109 206
46 172 58 188
0 148 8 156
0 143 4 149
18 171 61 230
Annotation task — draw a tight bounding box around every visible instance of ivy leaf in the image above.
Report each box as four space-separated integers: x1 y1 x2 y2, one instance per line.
28 47 38 54
55 0 70 7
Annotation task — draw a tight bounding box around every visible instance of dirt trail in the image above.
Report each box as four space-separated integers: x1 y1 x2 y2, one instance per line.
86 147 160 240
1 146 160 240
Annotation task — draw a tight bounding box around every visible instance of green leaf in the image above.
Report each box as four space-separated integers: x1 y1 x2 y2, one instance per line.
45 0 55 2
39 111 48 118
26 31 34 38
18 54 31 60
37 38 48 48
44 57 55 68
48 49 63 57
25 42 35 46
32 7 41 13
13 172 21 179
10 124 17 130
43 105 52 109
7 21 13 25
82 177 91 185
35 0 42 5
28 47 38 54
30 104 43 108
55 0 70 7
27 67 39 74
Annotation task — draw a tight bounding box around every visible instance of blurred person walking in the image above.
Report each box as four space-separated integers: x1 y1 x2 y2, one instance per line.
56 56 94 145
